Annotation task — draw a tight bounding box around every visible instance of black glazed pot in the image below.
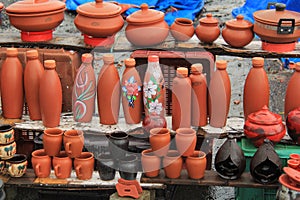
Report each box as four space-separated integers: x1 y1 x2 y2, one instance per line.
119 155 138 180
108 131 129 161
96 153 116 181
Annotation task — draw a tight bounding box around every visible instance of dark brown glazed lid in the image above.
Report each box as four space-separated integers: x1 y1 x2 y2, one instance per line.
126 3 164 24
199 13 219 25
225 15 253 29
76 0 122 18
247 105 282 125
6 0 65 14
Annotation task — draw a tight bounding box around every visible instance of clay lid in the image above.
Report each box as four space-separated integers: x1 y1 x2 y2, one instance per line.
252 57 264 68
76 0 122 18
126 4 165 25
199 13 219 25
225 15 253 29
148 55 159 62
177 67 188 77
26 50 38 58
216 60 227 70
81 53 93 63
191 63 203 73
44 60 56 69
6 48 18 56
6 0 66 14
247 105 282 125
103 54 114 64
253 3 300 26
125 58 136 67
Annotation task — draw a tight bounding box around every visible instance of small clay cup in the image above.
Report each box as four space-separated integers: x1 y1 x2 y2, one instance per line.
186 151 207 179
141 149 161 178
0 124 14 145
63 129 84 158
149 128 170 157
52 151 72 179
7 154 28 177
31 149 51 178
74 152 95 180
175 128 197 157
43 128 63 156
163 150 183 179
96 153 116 181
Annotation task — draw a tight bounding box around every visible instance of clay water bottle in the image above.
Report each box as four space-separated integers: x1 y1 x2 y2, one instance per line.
172 67 191 130
243 57 269 119
285 62 300 117
39 60 62 127
121 58 142 124
97 54 120 125
209 60 231 128
24 50 44 120
0 48 24 119
72 53 96 123
189 63 207 127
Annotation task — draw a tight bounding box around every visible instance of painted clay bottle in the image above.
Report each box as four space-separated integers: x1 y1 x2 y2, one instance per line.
97 54 120 125
209 60 231 128
172 67 191 130
121 58 142 124
39 60 62 128
72 53 96 123
243 57 269 119
189 63 207 127
285 62 300 118
1 48 24 119
24 50 44 120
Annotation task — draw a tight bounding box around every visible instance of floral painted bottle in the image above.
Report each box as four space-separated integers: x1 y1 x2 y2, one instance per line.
0 48 24 119
121 58 142 124
72 53 96 123
97 54 120 125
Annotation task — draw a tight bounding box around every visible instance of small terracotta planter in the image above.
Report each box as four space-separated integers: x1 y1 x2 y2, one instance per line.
0 125 14 145
175 128 196 157
186 151 207 179
43 128 63 157
149 128 170 157
163 150 183 179
170 18 194 41
31 149 51 178
195 13 220 43
141 149 161 178
7 154 28 177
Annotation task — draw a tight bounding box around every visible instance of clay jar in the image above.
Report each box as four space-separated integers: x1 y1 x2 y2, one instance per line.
0 124 14 145
52 151 72 179
43 128 63 156
7 154 27 177
149 128 170 157
74 152 95 180
222 15 254 48
195 13 220 43
31 149 51 178
125 3 169 46
163 150 183 179
108 131 129 161
141 149 161 178
185 151 207 179
96 153 116 181
175 128 197 157
170 18 194 41
63 130 85 158
286 107 300 145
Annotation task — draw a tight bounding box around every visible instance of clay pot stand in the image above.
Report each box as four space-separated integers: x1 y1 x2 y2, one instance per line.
115 178 143 199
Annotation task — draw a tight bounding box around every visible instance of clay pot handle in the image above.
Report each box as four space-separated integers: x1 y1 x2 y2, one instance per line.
54 165 61 177
65 142 72 155
35 163 42 177
76 165 82 178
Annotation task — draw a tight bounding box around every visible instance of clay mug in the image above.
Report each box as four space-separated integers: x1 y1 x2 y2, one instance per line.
0 141 17 160
96 153 116 181
141 149 161 178
175 128 197 157
43 128 64 156
63 129 84 158
0 124 14 145
7 154 27 177
52 151 72 179
74 152 94 180
149 128 171 157
185 151 207 179
31 149 51 178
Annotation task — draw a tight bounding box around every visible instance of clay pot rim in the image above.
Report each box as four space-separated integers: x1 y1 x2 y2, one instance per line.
7 154 27 163
187 151 206 160
287 159 300 168
6 8 66 17
290 153 300 160
176 128 196 136
109 131 128 140
64 129 83 137
174 18 193 26
0 124 13 132
76 0 122 18
75 152 94 160
44 128 64 137
150 128 170 136
31 149 49 158
53 151 69 159
142 149 158 157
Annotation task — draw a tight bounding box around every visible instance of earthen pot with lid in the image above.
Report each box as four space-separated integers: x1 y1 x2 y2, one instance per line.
195 13 220 43
74 0 124 38
222 15 254 48
125 3 169 46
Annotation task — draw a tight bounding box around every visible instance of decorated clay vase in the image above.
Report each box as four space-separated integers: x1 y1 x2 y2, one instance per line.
31 149 51 178
163 150 183 179
0 141 17 160
175 128 197 157
170 18 194 41
96 153 116 181
6 154 27 177
63 129 85 158
43 128 63 156
149 128 170 157
74 152 95 180
195 13 220 43
108 131 129 161
0 125 14 145
186 151 207 179
141 149 161 178
119 155 138 180
52 151 72 179
286 107 300 145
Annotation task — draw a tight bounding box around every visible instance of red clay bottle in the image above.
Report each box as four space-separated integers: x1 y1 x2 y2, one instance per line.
39 60 62 128
97 54 120 125
243 57 269 119
190 63 207 127
1 48 24 119
209 60 231 128
24 50 44 120
72 53 96 123
121 58 142 124
172 67 191 131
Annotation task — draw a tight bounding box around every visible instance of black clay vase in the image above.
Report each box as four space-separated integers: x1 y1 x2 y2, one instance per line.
215 135 246 180
108 131 129 161
119 155 138 180
250 139 282 184
96 153 116 181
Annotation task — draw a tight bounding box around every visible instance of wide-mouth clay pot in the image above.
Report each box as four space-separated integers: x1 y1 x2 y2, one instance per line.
170 18 194 42
253 3 300 43
125 3 169 47
74 0 124 38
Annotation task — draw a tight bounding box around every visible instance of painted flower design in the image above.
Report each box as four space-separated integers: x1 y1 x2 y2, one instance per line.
149 99 163 115
143 75 163 115
143 80 157 98
122 76 141 108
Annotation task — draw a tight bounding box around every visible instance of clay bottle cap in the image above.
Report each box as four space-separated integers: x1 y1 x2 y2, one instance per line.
81 53 93 63
125 58 136 68
295 62 300 72
148 55 159 62
252 57 264 68
199 13 219 25
44 60 56 69
177 67 188 77
6 48 18 57
216 60 227 70
26 50 39 59
103 54 114 64
191 63 203 74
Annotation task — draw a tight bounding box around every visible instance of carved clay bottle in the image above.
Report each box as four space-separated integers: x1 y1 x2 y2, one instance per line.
189 63 207 127
97 54 120 125
39 60 62 128
121 58 142 124
24 50 44 120
243 57 269 119
209 60 231 128
172 67 191 131
72 53 96 123
1 48 24 119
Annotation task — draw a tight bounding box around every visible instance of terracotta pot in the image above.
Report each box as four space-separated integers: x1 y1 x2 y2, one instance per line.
7 154 27 177
141 149 161 178
108 131 129 161
283 167 300 186
119 155 138 180
43 128 63 156
195 13 220 43
63 129 84 158
286 107 300 145
74 152 95 180
0 124 14 145
186 151 207 179
149 128 170 157
125 4 169 46
163 150 183 179
52 151 72 179
175 128 196 157
31 149 51 178
0 141 16 160
244 105 286 147
96 153 116 181
74 0 124 38
170 18 194 41
222 15 254 48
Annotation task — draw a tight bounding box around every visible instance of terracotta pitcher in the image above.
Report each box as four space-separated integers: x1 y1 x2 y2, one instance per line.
74 152 95 180
31 149 51 178
163 150 183 179
175 128 197 157
63 129 84 158
52 151 72 179
186 151 207 179
149 128 170 157
43 128 63 156
141 149 161 177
